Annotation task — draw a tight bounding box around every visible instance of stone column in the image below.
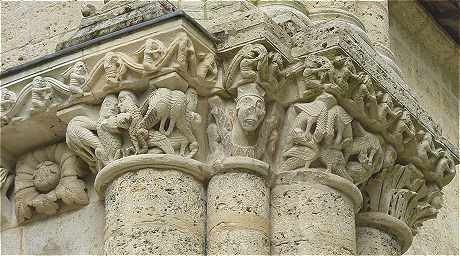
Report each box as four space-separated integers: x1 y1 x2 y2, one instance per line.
94 154 210 255
355 0 401 75
271 168 363 255
206 157 270 255
304 0 369 43
356 212 413 255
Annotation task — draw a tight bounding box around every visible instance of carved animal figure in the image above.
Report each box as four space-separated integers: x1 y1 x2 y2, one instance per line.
324 105 353 146
415 131 442 162
116 91 148 155
141 87 200 155
288 93 337 145
30 76 53 113
344 121 384 184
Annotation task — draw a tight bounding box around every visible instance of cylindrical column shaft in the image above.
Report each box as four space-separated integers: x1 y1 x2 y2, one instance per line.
207 167 270 254
95 155 210 255
104 169 205 254
357 226 401 255
271 168 362 255
356 0 390 50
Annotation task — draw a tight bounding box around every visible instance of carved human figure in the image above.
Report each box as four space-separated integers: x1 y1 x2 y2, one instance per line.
350 73 377 114
267 52 285 91
196 52 217 81
415 131 442 162
137 39 166 71
0 88 17 126
66 116 106 173
30 76 54 113
63 61 88 95
230 83 267 157
104 52 127 83
302 55 330 88
225 44 268 88
97 94 123 162
115 90 148 155
429 152 456 188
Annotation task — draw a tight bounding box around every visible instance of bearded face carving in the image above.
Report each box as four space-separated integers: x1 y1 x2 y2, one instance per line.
235 83 266 133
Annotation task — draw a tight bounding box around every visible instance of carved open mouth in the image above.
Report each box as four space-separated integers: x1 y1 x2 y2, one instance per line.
244 119 256 126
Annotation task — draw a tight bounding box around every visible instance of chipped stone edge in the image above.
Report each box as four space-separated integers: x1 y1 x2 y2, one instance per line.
357 212 413 253
94 154 212 196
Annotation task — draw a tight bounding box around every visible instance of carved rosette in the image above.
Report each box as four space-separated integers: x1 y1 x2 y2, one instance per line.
14 143 88 224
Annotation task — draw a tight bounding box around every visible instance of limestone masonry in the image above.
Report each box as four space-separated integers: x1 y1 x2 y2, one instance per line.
1 1 458 255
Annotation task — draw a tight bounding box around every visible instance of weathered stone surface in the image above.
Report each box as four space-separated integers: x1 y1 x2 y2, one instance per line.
104 168 205 254
357 226 401 255
0 1 458 255
207 172 269 254
56 1 176 50
271 169 360 255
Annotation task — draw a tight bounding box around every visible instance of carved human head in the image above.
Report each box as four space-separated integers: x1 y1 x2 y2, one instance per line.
316 92 337 108
117 90 137 113
145 39 164 57
236 83 266 132
32 76 48 88
73 61 87 75
1 88 17 105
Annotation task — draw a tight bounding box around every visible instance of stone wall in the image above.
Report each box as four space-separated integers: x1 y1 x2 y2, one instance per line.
389 1 459 254
0 1 104 71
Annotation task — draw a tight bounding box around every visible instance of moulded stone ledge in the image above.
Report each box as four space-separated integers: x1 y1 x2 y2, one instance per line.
94 154 212 196
212 156 270 178
357 211 413 253
272 168 363 213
